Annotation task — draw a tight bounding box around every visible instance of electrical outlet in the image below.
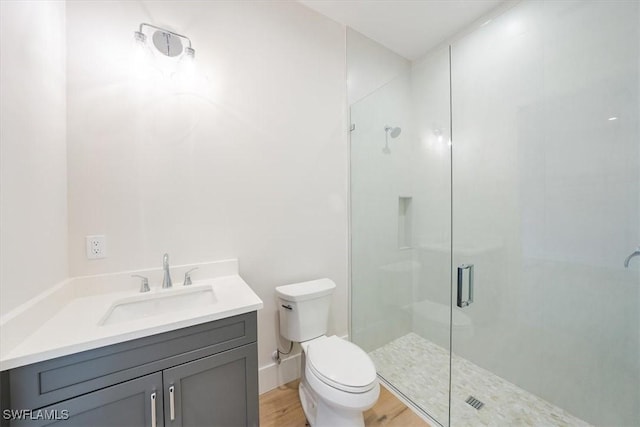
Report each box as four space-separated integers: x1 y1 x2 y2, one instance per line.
86 235 106 259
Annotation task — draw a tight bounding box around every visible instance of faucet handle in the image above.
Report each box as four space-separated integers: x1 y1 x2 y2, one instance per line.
132 275 150 293
624 246 640 268
183 267 199 286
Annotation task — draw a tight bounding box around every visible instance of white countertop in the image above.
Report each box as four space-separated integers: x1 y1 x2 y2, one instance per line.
0 260 263 371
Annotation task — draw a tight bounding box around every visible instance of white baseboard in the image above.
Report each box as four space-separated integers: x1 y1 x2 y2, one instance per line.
259 352 301 394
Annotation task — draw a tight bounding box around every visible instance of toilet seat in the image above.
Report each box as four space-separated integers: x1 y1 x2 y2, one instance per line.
306 336 377 393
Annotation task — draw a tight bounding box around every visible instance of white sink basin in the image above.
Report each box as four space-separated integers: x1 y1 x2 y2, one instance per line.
99 285 216 326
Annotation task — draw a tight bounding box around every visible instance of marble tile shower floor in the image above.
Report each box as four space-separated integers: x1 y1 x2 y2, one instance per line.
369 333 591 427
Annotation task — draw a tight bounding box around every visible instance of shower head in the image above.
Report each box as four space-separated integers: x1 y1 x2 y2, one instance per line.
385 125 402 138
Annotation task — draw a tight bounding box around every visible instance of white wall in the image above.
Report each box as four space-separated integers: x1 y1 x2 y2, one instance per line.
65 0 347 388
347 28 410 105
0 1 68 316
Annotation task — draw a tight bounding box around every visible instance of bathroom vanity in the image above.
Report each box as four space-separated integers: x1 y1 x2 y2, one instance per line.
0 259 262 427
2 312 257 426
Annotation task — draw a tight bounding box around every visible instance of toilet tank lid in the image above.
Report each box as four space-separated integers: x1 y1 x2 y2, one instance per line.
275 278 336 302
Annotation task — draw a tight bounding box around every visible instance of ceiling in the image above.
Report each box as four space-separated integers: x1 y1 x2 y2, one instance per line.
298 0 506 60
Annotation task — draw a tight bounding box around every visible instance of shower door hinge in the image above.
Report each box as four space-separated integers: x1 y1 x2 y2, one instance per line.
349 124 356 132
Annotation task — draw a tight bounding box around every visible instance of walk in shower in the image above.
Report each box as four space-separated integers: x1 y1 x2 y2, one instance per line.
349 1 639 426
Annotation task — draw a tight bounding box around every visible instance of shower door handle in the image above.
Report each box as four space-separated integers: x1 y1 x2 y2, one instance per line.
457 264 474 308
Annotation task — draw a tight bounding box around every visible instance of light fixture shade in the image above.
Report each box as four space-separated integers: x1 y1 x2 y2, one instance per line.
152 30 183 57
134 23 195 61
134 31 146 43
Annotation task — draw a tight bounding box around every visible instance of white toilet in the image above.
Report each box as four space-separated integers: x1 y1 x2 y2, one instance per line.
275 278 379 427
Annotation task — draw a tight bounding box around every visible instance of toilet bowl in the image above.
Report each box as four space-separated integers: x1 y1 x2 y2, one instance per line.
275 279 380 426
300 336 379 426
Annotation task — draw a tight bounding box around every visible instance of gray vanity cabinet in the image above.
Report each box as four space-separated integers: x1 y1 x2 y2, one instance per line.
1 312 258 427
17 373 164 427
163 344 258 427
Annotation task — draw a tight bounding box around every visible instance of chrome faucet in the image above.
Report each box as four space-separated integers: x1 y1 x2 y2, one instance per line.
624 246 640 268
132 274 150 293
162 253 173 288
183 267 198 286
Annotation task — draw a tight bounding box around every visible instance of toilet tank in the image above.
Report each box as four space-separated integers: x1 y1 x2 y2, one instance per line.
275 278 336 342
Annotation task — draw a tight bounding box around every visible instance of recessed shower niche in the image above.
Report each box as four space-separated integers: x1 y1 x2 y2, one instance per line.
398 196 412 249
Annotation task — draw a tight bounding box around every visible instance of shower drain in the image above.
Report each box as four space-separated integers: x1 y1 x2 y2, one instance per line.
465 395 485 410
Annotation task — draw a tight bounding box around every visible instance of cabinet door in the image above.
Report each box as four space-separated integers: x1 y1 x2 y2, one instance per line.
12 372 164 427
163 343 258 427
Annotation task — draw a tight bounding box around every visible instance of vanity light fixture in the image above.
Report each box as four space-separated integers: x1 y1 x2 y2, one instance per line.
134 23 195 60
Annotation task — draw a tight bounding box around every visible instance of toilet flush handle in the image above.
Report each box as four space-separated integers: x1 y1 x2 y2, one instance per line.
282 304 293 310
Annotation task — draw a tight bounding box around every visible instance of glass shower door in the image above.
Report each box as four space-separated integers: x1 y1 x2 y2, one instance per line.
350 61 452 425
450 1 640 426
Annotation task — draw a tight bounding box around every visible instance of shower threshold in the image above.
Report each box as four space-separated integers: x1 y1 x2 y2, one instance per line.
369 333 591 427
